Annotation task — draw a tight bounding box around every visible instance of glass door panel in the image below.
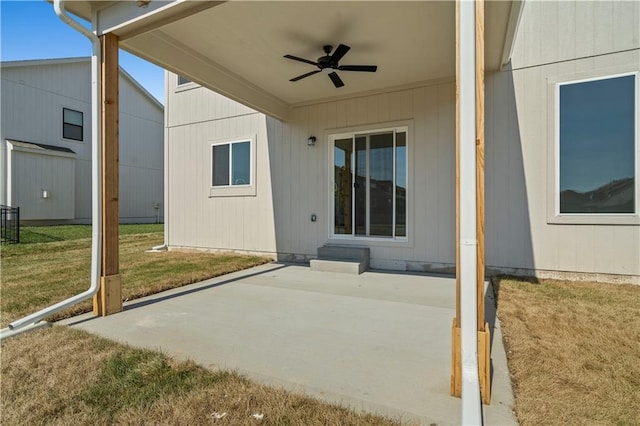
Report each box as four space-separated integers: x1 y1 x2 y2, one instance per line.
369 133 394 237
395 132 407 237
334 138 353 235
354 136 367 236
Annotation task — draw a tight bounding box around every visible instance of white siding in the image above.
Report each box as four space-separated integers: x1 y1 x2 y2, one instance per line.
8 147 75 220
167 112 277 254
0 59 164 223
167 76 456 270
165 0 639 280
485 0 640 279
510 0 640 70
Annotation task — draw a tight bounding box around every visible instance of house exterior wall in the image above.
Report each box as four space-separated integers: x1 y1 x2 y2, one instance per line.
7 144 76 220
167 74 456 270
484 0 639 280
0 59 164 223
165 0 639 282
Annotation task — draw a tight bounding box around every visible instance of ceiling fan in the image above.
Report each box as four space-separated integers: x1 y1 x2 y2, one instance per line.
284 44 377 88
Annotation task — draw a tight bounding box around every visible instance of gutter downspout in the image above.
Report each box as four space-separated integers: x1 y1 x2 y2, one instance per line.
459 0 482 424
1 0 102 338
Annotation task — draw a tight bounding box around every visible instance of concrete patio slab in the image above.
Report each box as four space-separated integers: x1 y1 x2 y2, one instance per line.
60 263 516 425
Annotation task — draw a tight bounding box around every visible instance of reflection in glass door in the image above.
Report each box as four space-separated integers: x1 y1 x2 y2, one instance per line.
332 129 407 239
334 138 353 235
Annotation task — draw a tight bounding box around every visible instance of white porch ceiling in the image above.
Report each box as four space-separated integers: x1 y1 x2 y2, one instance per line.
63 1 518 120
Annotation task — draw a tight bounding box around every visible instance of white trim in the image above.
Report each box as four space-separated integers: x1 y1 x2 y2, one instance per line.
7 140 77 160
209 135 257 198
458 1 482 423
547 71 639 225
500 0 524 69
327 123 411 244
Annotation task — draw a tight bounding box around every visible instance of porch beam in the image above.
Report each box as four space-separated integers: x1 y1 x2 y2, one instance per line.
96 1 222 40
120 31 291 121
93 32 122 316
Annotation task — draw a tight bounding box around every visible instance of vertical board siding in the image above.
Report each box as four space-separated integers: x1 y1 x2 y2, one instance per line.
165 0 639 279
167 74 457 267
486 0 640 277
511 0 639 70
1 60 164 222
166 113 277 253
11 150 75 220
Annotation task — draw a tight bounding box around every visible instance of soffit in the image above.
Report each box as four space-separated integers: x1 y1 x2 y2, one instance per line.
58 1 516 118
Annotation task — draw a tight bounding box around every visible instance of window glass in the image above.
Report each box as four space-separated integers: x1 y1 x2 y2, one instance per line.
177 75 191 85
368 133 394 237
334 138 353 235
232 142 251 185
395 132 407 236
559 75 636 214
63 108 83 141
212 144 230 186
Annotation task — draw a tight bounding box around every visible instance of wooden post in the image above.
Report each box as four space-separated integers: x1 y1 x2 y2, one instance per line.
451 0 491 404
451 0 463 398
93 32 122 316
475 0 491 405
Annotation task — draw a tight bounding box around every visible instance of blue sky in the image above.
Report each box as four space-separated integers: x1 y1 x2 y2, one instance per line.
1 0 165 104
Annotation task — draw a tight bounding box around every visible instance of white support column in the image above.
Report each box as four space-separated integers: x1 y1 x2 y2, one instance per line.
458 0 482 424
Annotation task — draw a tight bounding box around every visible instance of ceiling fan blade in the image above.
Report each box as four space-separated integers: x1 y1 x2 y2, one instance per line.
338 65 378 72
289 69 321 82
330 44 350 63
283 54 318 66
328 72 344 88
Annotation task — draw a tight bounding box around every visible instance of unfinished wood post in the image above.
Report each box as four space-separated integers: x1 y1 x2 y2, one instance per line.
452 0 490 404
475 0 491 405
451 0 463 398
93 32 122 316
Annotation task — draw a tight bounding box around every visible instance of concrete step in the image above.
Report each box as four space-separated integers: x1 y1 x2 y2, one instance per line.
310 259 367 275
312 245 370 274
317 245 370 262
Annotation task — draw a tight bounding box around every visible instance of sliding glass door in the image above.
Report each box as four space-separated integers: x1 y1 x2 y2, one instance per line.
332 128 407 239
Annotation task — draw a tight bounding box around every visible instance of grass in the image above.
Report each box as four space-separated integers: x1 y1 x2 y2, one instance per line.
495 276 640 425
1 327 402 425
1 224 402 425
1 224 268 327
3 226 639 424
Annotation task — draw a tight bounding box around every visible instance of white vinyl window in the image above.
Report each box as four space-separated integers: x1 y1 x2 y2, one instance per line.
554 73 638 221
209 136 256 197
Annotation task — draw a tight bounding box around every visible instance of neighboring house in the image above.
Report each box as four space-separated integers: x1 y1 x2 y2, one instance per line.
0 57 164 224
163 1 639 283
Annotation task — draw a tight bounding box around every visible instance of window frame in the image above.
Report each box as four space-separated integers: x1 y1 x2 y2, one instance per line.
175 74 199 93
209 135 257 198
328 121 413 246
547 71 639 225
62 107 84 142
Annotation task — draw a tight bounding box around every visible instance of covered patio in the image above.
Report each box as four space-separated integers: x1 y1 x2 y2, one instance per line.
61 264 516 425
3 1 524 422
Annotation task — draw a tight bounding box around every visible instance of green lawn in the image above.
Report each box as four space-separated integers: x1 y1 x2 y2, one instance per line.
1 224 403 426
1 224 268 327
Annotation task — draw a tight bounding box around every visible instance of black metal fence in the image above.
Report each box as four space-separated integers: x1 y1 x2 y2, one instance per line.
1 205 20 244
